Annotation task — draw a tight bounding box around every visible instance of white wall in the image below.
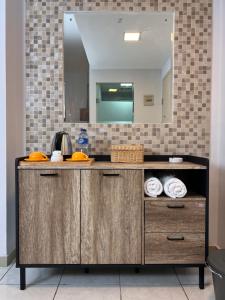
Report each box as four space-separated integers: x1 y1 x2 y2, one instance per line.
217 0 225 249
90 69 162 123
0 0 7 259
6 0 25 256
210 0 225 247
0 0 25 262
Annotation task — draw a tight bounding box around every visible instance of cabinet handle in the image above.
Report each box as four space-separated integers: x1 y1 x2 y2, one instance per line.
167 235 184 241
40 173 58 177
167 204 185 209
102 174 120 177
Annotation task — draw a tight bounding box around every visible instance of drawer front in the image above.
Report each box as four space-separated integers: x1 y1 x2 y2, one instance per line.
145 232 205 264
145 200 205 233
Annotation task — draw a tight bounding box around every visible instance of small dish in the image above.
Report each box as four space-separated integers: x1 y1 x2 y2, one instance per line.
169 157 183 163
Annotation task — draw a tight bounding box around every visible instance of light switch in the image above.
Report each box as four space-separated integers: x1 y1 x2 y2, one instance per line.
144 95 154 106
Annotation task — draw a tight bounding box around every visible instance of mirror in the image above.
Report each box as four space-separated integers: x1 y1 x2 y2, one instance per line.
64 11 174 123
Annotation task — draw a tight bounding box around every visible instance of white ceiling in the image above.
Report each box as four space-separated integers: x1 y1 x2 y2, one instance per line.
64 12 174 70
64 12 174 69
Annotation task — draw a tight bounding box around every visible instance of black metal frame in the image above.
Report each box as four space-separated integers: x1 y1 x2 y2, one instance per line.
15 155 209 290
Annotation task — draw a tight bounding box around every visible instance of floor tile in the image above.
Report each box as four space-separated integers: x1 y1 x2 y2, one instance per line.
0 264 62 286
60 268 119 286
120 267 180 287
184 284 215 300
0 260 15 280
121 286 187 300
0 266 11 281
0 285 56 300
175 267 213 286
55 285 121 300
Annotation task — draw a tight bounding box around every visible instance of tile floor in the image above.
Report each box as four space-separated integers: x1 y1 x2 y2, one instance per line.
0 263 216 300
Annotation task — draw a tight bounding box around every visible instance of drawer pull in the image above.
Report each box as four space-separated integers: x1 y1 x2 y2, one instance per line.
167 235 185 241
102 174 120 177
40 173 58 177
167 204 185 209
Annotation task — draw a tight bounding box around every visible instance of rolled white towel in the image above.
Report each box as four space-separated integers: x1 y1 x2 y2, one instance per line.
144 176 163 198
161 175 187 198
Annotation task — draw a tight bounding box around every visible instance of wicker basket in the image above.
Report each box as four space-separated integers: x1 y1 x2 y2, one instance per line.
111 144 144 163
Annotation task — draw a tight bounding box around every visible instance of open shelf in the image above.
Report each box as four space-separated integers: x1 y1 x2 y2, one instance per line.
144 168 208 198
144 193 206 201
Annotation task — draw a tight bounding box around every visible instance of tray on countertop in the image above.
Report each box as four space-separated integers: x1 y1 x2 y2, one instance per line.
20 158 95 167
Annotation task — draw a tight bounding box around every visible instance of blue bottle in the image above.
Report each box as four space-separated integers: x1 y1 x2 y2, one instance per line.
77 128 89 155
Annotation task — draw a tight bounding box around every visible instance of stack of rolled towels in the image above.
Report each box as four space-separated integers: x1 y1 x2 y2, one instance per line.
144 174 187 198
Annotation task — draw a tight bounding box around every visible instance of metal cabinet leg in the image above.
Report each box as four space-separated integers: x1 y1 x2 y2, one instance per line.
20 268 26 290
135 267 140 273
199 266 205 289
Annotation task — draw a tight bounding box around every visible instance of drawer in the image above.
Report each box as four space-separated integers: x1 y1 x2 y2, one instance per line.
145 232 205 264
145 200 205 233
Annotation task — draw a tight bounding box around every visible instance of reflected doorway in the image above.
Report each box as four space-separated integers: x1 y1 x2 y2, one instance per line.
96 83 134 123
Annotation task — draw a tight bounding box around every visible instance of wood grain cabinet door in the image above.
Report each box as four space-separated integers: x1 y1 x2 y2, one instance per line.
81 170 142 264
19 170 80 264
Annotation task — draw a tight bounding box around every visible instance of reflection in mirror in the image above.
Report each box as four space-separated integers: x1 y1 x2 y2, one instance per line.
63 12 174 123
96 83 134 123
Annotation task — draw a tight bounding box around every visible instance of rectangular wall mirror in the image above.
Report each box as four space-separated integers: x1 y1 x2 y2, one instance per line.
63 11 174 124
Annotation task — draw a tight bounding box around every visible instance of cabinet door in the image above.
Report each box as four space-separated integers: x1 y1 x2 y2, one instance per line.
81 170 142 264
19 169 80 264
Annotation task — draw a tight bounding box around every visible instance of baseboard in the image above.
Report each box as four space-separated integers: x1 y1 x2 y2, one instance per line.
209 245 222 251
0 249 16 267
214 245 222 250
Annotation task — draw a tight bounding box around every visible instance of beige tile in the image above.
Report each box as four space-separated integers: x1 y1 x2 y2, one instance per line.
120 268 180 287
175 267 213 286
0 285 56 300
0 264 62 286
121 286 187 300
0 265 13 281
55 285 121 300
60 268 119 286
184 284 215 300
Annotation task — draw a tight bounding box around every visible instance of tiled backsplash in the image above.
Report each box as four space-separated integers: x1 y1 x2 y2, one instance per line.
25 0 212 156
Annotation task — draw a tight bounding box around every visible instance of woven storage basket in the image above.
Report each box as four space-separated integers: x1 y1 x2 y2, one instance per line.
111 144 144 163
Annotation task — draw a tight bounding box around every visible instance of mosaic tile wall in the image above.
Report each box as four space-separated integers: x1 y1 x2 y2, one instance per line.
25 0 212 156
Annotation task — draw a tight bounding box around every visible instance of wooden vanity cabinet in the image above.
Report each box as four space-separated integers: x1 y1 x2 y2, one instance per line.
81 170 142 264
16 157 208 290
19 169 81 264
